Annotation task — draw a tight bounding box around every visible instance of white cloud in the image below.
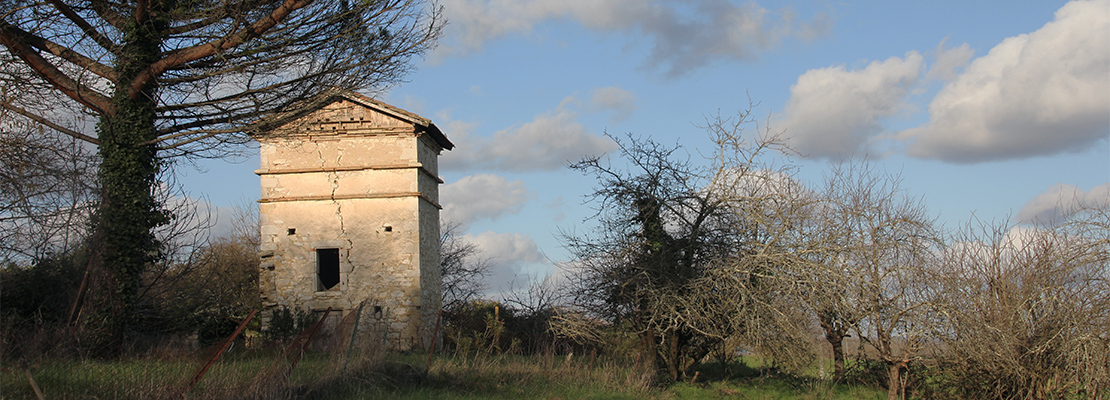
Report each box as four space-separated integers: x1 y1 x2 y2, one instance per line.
925 40 974 82
779 52 924 159
436 0 831 76
902 0 1110 163
468 231 546 264
943 224 1042 276
589 86 638 122
442 174 533 224
1016 183 1110 225
440 104 617 172
464 231 549 294
707 167 809 200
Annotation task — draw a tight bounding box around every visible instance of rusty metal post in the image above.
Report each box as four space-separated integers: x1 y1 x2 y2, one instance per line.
287 307 332 374
424 308 443 373
22 365 44 400
344 301 366 371
187 309 258 393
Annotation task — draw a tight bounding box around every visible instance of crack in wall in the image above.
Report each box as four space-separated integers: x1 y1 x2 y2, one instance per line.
327 142 356 283
310 139 351 290
261 96 444 350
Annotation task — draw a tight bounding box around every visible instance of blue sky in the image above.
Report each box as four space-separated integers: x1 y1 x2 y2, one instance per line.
177 0 1110 296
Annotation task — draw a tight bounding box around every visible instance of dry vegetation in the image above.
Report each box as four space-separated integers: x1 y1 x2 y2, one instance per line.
552 110 1109 400
3 345 893 400
3 107 1107 399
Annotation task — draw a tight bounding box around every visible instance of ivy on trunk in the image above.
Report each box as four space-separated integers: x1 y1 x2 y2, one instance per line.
2 0 441 355
83 8 169 351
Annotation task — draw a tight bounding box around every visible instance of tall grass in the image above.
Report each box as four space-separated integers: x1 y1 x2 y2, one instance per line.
418 352 654 399
2 343 389 399
3 347 890 399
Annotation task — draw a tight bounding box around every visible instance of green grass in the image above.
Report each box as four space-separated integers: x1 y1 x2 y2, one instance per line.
2 350 886 399
1 349 340 399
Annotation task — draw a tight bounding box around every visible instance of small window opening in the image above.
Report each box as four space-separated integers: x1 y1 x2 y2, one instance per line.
317 248 340 291
383 226 392 232
287 228 296 235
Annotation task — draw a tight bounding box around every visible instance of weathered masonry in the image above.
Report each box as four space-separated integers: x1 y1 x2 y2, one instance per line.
256 91 452 350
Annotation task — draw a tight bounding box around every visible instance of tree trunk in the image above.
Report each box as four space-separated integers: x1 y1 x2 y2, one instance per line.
639 325 657 378
827 331 845 380
666 330 679 381
887 361 904 400
819 313 847 381
79 11 168 355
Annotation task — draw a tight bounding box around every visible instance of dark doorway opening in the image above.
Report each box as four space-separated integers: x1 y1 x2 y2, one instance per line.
317 248 340 291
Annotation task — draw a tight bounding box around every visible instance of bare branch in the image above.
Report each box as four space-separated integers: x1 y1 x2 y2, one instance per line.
1 101 100 145
0 21 113 115
129 0 312 99
46 0 120 55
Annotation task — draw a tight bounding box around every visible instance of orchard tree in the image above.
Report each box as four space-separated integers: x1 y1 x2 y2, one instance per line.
1 0 442 352
561 110 807 381
564 131 750 380
930 208 1109 399
817 161 940 400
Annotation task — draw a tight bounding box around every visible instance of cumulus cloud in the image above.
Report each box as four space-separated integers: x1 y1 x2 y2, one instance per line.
706 167 810 201
944 224 1043 275
1016 183 1110 225
925 41 974 82
464 231 549 294
902 0 1110 163
778 52 925 159
436 0 831 76
442 174 533 224
440 102 617 172
589 86 638 122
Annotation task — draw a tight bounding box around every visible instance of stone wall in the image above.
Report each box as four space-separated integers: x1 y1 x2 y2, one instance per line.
256 96 447 350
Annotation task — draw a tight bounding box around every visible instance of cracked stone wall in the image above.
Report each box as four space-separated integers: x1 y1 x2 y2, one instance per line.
256 98 445 351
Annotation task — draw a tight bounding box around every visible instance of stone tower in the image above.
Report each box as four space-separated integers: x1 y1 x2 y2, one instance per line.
256 91 452 350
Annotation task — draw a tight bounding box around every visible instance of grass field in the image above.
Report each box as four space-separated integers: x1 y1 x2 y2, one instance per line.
1 348 887 399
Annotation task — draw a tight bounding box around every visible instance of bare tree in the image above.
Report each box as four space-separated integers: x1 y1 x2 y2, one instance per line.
0 104 98 266
142 200 262 344
815 161 940 400
1 0 442 351
680 161 823 374
501 275 569 354
440 221 490 311
560 109 806 381
928 207 1110 399
562 132 734 380
0 111 95 358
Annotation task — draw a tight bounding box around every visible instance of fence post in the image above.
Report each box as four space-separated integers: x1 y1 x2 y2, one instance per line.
187 309 258 394
425 308 443 373
344 300 366 371
287 307 332 375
